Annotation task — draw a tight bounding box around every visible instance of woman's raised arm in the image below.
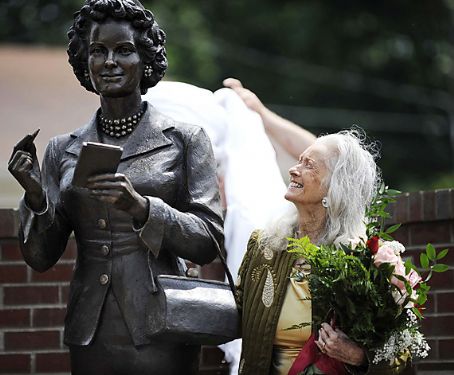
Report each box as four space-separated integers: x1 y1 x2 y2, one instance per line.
223 77 316 159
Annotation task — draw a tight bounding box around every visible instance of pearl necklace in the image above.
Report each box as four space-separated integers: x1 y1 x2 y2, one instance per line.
99 107 144 138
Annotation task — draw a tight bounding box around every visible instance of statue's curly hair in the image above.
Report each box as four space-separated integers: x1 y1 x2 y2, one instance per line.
67 0 167 95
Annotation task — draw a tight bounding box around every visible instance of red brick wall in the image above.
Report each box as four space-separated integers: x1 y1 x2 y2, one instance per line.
0 189 453 374
388 189 454 374
0 210 74 374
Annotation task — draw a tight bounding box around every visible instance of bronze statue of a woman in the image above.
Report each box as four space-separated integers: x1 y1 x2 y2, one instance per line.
8 0 224 373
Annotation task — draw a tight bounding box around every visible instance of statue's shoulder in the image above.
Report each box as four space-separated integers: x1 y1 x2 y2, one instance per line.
170 119 202 137
47 132 76 151
147 102 204 140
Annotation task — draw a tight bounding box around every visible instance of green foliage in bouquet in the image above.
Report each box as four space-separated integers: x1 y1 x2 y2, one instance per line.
288 237 399 348
287 185 449 352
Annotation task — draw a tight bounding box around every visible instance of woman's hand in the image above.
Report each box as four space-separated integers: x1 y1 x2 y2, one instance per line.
315 322 366 367
8 149 45 212
87 173 148 226
223 78 266 115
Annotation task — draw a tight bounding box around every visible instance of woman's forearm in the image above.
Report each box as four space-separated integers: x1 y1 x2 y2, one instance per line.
258 106 316 159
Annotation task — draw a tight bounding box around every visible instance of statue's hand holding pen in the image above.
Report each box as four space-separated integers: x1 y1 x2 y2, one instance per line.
8 129 46 212
86 173 149 227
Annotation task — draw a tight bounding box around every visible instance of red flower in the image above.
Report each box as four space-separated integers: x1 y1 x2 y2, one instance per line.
367 236 380 255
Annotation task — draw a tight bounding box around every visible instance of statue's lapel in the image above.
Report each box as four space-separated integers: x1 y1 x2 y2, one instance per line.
119 104 174 161
65 112 100 157
65 104 174 160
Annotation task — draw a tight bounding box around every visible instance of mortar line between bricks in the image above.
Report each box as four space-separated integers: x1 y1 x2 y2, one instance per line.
60 328 64 348
1 282 71 287
30 305 34 326
392 218 454 225
425 337 454 341
26 261 31 283
405 243 454 250
2 328 64 333
58 284 62 304
1 303 67 309
0 260 75 266
400 266 454 273
1 349 69 355
31 352 36 374
429 289 454 294
424 312 454 317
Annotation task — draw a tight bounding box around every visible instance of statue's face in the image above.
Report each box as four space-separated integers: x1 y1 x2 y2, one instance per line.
88 19 143 97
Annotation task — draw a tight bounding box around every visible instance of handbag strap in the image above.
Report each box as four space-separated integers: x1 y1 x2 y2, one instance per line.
202 224 236 296
213 235 236 296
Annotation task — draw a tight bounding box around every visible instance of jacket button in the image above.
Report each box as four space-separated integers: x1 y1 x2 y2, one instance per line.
97 219 107 229
100 245 110 256
99 274 109 285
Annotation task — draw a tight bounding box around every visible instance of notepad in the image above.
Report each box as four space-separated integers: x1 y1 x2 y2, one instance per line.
72 142 123 187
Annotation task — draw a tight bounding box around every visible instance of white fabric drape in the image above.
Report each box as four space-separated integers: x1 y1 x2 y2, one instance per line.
144 81 290 374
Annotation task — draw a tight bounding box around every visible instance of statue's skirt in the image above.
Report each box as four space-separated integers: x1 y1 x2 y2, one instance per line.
69 288 200 375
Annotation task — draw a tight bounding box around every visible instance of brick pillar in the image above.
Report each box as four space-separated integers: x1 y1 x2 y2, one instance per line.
0 209 73 374
388 189 454 374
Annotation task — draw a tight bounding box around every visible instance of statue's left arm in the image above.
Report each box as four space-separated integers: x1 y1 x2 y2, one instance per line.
135 127 224 265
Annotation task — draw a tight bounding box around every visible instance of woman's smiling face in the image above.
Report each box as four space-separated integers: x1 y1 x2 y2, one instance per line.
88 19 143 98
285 141 336 207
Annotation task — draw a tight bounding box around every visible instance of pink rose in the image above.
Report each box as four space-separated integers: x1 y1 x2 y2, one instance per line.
390 262 422 292
374 243 422 307
407 269 422 288
373 244 400 268
391 259 406 290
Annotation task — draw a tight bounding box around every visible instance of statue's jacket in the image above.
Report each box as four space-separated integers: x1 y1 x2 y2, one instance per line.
18 103 224 347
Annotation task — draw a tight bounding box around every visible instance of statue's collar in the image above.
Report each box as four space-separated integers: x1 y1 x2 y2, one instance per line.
66 102 174 161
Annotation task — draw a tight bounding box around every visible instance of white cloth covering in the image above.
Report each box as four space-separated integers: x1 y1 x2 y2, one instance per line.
144 81 291 375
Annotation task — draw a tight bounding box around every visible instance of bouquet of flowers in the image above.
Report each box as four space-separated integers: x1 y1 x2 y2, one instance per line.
287 186 448 364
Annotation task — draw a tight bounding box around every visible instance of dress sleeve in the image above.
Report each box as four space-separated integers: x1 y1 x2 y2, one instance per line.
134 127 224 265
18 137 72 272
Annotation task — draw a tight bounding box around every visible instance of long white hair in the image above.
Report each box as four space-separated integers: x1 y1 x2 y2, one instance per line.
261 127 381 250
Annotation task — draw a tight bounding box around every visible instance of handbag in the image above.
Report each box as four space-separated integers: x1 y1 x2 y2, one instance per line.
146 234 240 345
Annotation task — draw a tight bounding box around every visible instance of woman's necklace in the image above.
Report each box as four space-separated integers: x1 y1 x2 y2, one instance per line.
99 105 145 138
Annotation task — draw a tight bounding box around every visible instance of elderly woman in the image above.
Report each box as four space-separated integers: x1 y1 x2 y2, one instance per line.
7 0 223 374
235 129 408 375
